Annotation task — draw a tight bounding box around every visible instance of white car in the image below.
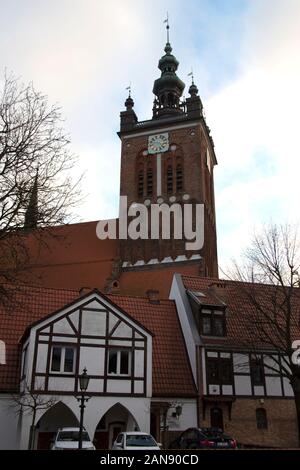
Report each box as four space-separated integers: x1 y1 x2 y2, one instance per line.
112 432 161 450
51 427 95 450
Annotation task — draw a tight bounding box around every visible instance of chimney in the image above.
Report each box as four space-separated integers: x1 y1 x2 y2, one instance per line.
79 287 92 296
146 290 160 304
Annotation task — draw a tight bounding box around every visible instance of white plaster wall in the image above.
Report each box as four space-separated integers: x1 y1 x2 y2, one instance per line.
265 376 282 396
152 398 197 431
283 377 294 397
234 375 252 395
106 380 131 394
79 347 105 375
53 318 74 335
81 310 106 336
36 344 48 373
169 275 200 384
18 395 151 449
0 395 20 449
48 377 75 392
134 350 144 376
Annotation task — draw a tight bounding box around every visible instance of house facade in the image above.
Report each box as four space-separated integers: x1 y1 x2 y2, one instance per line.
0 285 197 450
170 273 300 448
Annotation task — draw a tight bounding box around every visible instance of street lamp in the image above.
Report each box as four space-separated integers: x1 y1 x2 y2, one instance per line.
76 367 90 450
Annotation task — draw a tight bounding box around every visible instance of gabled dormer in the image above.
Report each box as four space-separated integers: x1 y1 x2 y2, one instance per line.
187 289 227 338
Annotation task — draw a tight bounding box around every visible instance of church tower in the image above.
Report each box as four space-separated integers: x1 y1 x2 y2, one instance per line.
118 33 218 278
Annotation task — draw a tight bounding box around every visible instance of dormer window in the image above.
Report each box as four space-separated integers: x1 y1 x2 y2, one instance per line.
201 309 226 337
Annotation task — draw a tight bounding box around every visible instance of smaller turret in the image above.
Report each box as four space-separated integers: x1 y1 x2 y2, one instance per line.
120 89 138 132
186 74 203 119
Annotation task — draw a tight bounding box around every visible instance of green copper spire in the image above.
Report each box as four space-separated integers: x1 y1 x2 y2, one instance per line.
152 18 185 118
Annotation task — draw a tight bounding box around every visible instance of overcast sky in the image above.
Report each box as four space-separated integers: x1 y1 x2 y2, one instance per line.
1 0 299 271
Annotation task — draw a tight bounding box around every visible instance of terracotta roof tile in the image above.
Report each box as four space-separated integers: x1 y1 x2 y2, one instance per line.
182 275 300 349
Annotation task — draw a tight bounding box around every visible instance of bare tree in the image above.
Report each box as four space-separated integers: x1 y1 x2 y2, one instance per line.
11 383 57 449
229 223 300 445
0 72 82 290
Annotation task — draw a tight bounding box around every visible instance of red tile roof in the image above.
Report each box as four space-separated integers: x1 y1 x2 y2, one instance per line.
182 275 300 349
9 221 118 291
107 294 196 397
10 221 201 298
119 263 201 298
0 284 196 397
0 284 78 391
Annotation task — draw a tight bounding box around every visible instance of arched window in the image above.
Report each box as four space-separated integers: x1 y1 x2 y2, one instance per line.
147 166 153 196
256 408 268 429
167 165 173 194
137 169 144 198
176 164 183 192
0 340 6 365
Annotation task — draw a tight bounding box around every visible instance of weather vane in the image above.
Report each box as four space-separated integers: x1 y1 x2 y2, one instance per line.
163 12 170 43
125 82 132 97
188 68 194 84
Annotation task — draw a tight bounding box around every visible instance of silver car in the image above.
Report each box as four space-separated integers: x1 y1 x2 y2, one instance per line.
112 432 161 450
51 427 95 450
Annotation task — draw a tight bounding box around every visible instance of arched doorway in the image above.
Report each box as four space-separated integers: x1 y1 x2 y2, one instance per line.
210 407 223 430
36 402 79 449
94 403 139 450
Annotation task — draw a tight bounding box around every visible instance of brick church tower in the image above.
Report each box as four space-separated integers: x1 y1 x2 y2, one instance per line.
118 35 218 278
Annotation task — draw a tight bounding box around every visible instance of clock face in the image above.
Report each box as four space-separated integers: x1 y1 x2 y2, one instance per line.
148 133 169 154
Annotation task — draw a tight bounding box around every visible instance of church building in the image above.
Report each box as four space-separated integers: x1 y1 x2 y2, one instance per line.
0 31 299 450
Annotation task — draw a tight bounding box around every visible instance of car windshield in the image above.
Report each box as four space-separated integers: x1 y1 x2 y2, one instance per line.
57 431 90 442
126 434 157 447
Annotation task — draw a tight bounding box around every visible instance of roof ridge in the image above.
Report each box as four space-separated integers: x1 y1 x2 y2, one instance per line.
182 274 295 290
109 293 174 303
1 281 79 295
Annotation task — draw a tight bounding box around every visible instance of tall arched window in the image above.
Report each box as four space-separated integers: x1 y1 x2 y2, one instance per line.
0 340 6 365
167 165 173 194
147 166 153 196
256 408 268 429
137 169 144 198
176 164 183 192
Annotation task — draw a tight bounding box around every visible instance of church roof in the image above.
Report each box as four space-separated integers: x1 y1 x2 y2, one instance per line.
8 220 202 298
9 220 118 291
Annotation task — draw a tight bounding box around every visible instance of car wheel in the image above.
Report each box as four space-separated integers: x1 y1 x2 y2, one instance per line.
188 443 198 449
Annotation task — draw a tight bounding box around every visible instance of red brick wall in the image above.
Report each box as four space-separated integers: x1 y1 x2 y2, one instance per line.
201 398 299 448
119 124 218 277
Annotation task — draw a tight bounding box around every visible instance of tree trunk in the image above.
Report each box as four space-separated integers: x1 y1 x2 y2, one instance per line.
292 376 300 447
28 409 37 450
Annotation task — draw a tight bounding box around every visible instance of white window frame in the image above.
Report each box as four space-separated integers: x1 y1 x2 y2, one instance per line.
108 349 131 376
21 345 28 378
50 345 76 374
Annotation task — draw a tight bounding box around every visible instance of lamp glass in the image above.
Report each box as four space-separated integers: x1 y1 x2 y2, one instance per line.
79 368 90 392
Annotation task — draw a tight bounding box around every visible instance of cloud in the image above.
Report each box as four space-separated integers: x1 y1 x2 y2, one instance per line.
1 0 299 271
206 0 300 270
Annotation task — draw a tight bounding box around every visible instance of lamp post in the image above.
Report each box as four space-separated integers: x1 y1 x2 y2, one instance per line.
76 367 90 450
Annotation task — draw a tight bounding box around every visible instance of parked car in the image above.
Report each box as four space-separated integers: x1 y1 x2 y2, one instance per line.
169 427 237 449
112 432 161 450
51 427 96 450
